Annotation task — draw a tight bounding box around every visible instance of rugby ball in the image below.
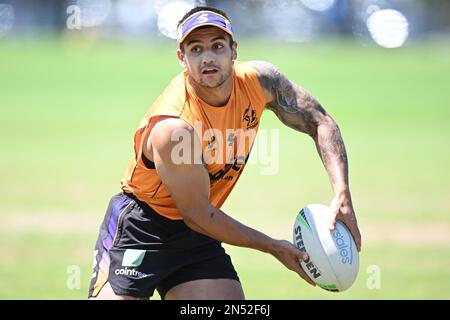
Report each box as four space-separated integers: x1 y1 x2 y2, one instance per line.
293 204 359 292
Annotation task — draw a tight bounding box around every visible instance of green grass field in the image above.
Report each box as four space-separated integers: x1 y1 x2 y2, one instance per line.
1 36 449 299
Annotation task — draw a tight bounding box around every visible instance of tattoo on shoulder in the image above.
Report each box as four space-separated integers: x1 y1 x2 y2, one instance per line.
251 61 327 134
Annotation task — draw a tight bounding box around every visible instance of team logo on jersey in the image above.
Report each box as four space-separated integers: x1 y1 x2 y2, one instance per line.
243 106 259 129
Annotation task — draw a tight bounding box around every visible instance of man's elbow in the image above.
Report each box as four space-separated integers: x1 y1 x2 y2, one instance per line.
310 115 338 140
178 202 210 230
181 211 212 236
182 216 202 232
180 208 197 223
318 115 339 131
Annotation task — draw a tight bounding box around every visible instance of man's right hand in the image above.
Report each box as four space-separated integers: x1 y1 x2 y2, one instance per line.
269 239 316 286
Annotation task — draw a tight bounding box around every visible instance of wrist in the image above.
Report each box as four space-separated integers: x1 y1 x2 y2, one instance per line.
335 187 351 199
333 189 354 210
264 237 279 255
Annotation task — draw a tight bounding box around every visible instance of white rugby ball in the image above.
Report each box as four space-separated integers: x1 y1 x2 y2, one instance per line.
292 204 359 292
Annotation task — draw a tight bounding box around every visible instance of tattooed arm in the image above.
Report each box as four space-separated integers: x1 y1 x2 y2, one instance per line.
252 61 361 251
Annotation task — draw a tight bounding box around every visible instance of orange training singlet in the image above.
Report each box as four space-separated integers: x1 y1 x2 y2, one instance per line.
121 61 267 220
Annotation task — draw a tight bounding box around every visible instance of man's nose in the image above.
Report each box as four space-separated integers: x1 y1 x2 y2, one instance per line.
202 51 215 65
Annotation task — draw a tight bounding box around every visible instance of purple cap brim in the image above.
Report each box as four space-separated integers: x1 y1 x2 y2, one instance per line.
177 11 233 46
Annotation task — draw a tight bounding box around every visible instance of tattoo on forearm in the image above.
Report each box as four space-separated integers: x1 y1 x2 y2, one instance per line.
317 124 349 188
319 126 347 161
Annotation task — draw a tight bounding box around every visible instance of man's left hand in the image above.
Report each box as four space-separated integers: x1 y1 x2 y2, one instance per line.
328 191 362 252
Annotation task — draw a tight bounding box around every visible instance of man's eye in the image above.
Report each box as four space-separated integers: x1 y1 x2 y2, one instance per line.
214 43 224 49
191 47 201 53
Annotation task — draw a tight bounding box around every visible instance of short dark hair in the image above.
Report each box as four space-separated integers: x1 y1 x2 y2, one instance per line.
177 6 232 29
177 6 234 51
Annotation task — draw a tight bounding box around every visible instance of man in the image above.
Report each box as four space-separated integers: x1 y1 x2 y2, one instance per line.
89 6 361 300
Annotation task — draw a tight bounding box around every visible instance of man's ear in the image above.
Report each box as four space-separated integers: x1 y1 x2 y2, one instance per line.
176 49 186 68
231 41 238 61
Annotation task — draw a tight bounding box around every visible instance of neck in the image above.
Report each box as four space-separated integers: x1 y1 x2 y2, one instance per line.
188 74 233 107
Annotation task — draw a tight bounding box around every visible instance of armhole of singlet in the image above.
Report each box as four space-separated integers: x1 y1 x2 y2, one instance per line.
139 114 183 170
142 153 156 169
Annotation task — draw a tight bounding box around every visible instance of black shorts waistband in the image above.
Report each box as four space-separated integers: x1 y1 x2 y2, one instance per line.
122 192 186 227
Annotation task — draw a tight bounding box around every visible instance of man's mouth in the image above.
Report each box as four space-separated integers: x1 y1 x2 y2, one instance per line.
202 67 219 75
